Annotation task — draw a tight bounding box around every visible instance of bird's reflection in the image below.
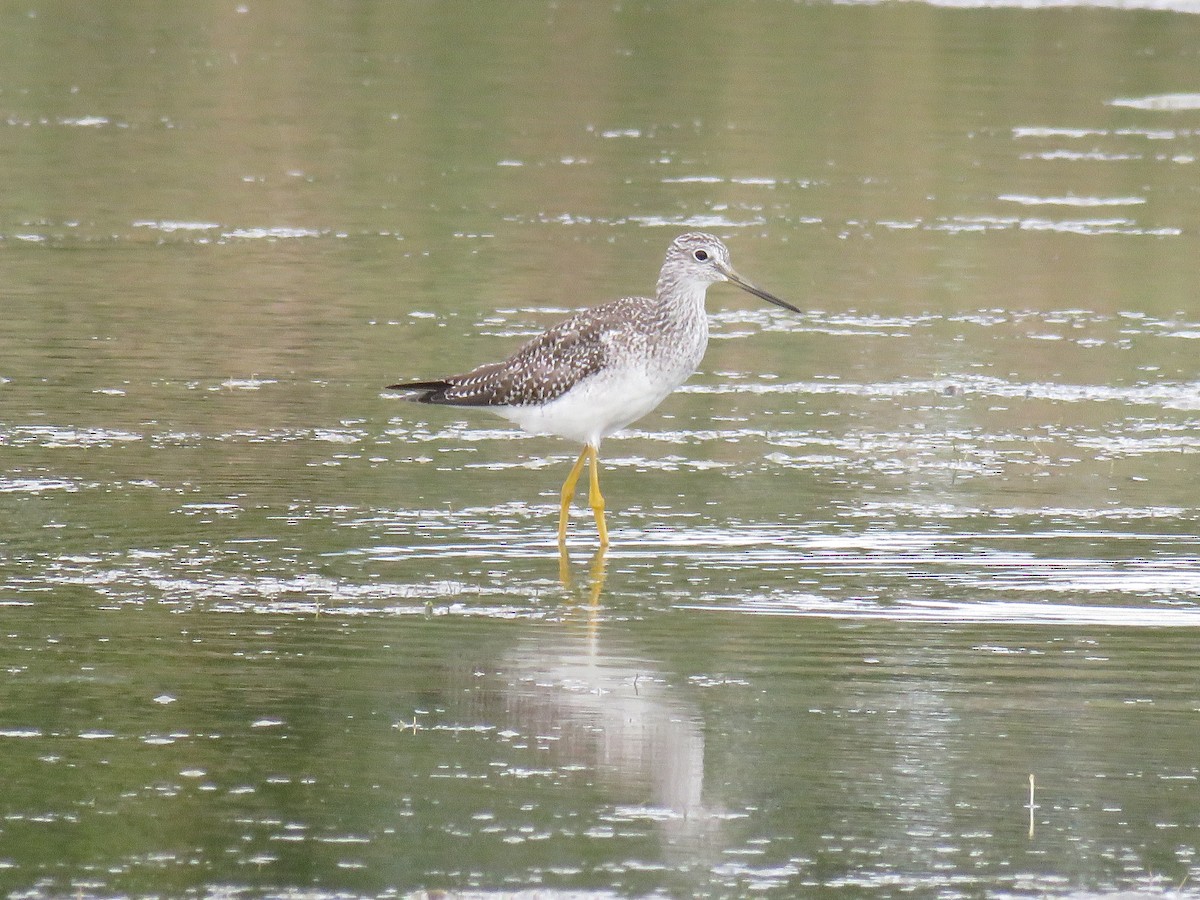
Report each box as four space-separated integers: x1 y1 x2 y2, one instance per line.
490 543 721 854
557 542 608 612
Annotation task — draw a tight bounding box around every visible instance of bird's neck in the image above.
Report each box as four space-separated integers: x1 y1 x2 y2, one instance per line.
655 279 710 321
654 280 710 366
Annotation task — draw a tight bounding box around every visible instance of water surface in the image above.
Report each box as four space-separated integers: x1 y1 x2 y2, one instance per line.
2 2 1200 897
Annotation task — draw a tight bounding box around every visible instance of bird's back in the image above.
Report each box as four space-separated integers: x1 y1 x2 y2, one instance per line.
393 293 705 410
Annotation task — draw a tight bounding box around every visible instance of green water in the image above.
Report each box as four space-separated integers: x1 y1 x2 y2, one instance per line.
3 2 1200 897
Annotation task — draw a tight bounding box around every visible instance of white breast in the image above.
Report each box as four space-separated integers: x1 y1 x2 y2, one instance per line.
495 362 692 447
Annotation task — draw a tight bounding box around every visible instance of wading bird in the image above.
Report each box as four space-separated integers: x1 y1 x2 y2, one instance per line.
388 232 800 546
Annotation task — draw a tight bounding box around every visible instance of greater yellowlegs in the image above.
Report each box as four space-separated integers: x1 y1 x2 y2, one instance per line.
388 232 800 546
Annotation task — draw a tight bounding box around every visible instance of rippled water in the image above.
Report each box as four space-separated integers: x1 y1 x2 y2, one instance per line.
4 1 1200 897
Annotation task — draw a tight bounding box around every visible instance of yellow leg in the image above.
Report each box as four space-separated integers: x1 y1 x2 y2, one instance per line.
558 447 589 545
587 445 609 547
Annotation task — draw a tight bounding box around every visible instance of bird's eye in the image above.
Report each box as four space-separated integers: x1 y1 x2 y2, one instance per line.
693 249 709 261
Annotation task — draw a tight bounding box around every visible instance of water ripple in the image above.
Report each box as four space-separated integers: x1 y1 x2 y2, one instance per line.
687 596 1200 627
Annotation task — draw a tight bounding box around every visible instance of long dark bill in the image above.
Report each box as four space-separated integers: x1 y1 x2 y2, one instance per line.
725 268 803 314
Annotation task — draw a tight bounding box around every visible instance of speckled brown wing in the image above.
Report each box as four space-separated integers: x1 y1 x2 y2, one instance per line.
388 299 646 407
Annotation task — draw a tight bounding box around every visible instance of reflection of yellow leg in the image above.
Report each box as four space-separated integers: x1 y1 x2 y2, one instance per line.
587 544 608 607
559 543 607 595
558 448 589 545
558 541 572 586
587 445 609 547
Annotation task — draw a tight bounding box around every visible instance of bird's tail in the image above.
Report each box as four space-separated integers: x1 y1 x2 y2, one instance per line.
384 379 452 403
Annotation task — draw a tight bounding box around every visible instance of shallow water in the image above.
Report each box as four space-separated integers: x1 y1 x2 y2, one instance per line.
3 2 1200 897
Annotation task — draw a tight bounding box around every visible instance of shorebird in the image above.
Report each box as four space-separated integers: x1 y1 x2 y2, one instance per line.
388 232 800 546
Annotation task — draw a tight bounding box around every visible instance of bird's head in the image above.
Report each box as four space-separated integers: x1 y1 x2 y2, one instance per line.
661 232 801 313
